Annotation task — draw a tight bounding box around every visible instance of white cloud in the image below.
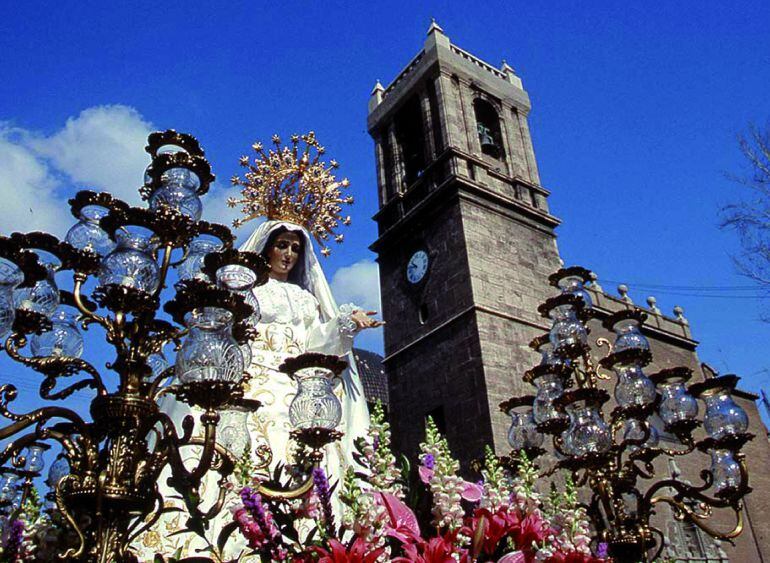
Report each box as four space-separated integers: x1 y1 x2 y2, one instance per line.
29 105 153 206
0 105 155 237
0 129 69 236
330 259 381 313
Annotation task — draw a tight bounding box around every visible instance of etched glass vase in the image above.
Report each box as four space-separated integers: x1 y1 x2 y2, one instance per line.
65 204 115 256
177 239 221 281
13 261 59 317
288 368 342 430
548 304 587 353
533 372 565 425
658 381 698 426
176 307 244 384
31 306 83 358
562 400 611 456
702 391 748 440
0 260 23 340
149 167 202 221
507 408 543 450
99 229 160 293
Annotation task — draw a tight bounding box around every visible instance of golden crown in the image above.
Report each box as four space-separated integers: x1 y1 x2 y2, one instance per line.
227 132 353 257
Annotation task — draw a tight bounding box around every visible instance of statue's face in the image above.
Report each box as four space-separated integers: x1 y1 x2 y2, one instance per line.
267 231 302 279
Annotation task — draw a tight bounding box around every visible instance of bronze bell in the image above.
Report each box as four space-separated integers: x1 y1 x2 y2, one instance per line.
477 123 498 155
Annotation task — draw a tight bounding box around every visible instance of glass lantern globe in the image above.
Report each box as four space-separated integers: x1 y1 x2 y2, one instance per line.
507 408 544 450
24 445 45 474
65 204 115 256
612 318 650 353
176 239 221 281
710 449 742 494
31 306 84 358
702 390 749 440
288 368 342 430
535 339 563 368
218 412 251 457
47 456 69 488
623 418 660 449
149 177 203 221
10 489 23 512
548 304 587 353
147 352 170 378
613 363 656 407
161 167 201 191
156 144 189 156
562 399 611 456
216 265 261 324
0 259 23 340
13 255 60 318
533 372 566 425
0 473 18 503
658 381 698 426
176 307 244 384
557 274 593 308
99 228 160 293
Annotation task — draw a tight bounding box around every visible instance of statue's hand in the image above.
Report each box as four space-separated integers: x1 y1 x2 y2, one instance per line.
351 309 385 330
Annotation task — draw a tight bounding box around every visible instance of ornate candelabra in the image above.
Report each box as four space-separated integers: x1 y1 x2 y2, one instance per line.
501 267 753 563
0 130 343 562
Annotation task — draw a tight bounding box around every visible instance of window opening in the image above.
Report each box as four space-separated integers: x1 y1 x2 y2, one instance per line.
474 98 504 159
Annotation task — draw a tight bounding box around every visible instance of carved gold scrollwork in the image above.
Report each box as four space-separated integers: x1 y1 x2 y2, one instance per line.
56 475 86 560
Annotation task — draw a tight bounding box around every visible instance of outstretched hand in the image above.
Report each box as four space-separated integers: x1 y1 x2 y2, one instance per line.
351 310 385 330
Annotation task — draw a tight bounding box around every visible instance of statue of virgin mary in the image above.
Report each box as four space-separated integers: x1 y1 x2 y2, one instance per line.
133 133 377 562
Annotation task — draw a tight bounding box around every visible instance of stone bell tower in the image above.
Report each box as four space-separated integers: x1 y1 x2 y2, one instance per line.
366 22 770 562
367 22 562 464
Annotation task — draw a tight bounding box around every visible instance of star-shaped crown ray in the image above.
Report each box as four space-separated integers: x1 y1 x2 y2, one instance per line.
227 132 353 257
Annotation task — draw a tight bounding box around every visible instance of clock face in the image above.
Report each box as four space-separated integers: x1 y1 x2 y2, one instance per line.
406 250 429 284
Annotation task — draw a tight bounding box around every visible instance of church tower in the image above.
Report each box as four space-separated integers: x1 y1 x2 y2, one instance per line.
367 22 562 465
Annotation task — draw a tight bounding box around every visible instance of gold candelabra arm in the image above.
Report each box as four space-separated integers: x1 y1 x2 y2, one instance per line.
126 491 165 546
189 410 219 482
148 366 176 400
642 455 750 543
251 441 317 501
153 242 174 299
151 410 223 507
252 428 343 501
257 471 317 501
650 495 744 541
0 385 90 441
4 332 107 397
56 474 87 560
73 272 108 328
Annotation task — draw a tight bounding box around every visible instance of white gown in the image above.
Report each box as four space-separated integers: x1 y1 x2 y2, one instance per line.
133 277 365 562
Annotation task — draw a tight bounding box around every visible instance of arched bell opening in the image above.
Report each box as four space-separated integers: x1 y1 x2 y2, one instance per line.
473 98 504 160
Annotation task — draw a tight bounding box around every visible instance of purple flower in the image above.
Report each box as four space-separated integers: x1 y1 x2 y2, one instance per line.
312 467 336 537
239 488 280 548
5 519 24 560
421 453 435 469
596 541 609 558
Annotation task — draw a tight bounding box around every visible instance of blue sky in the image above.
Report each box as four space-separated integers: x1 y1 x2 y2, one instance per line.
0 1 769 419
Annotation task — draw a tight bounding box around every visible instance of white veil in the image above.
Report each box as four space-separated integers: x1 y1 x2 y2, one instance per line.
239 219 370 465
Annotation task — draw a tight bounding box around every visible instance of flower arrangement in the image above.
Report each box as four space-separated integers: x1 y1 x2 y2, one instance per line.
16 401 607 562
223 402 608 562
0 488 51 563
